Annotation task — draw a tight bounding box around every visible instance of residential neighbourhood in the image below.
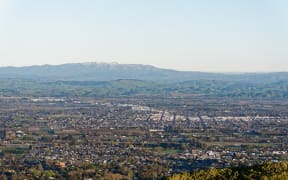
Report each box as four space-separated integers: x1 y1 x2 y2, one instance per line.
0 96 287 179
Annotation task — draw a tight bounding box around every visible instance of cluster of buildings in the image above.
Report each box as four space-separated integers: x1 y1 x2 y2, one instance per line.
0 96 287 178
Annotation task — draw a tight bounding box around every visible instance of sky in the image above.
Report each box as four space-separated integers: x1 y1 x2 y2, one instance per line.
0 0 288 72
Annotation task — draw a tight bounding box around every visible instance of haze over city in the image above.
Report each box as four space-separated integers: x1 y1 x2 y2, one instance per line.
2 1 288 179
1 0 288 72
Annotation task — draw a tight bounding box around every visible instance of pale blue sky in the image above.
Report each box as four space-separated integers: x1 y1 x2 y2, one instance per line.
0 0 287 72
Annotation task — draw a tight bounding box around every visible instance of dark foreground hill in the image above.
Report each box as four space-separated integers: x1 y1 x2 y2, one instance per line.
169 162 288 180
1 161 288 179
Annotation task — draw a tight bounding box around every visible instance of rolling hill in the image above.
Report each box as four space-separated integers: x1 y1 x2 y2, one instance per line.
0 62 287 83
0 62 287 98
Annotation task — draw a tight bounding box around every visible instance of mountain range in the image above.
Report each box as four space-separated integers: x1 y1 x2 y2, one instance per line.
0 62 287 98
0 62 287 83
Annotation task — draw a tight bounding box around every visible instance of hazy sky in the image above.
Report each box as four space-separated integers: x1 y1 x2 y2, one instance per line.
0 0 288 72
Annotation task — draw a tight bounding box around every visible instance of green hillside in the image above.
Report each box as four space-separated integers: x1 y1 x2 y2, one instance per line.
0 78 287 99
169 162 288 180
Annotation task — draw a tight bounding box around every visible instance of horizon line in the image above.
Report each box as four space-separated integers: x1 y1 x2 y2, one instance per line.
0 61 287 74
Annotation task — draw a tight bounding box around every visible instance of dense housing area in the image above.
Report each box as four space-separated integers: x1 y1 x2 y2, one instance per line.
0 96 287 179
